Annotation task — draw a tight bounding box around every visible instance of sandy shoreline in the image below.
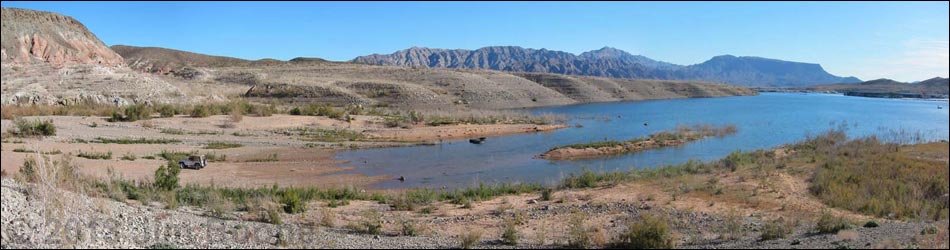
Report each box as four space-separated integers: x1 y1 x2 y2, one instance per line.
1 114 567 189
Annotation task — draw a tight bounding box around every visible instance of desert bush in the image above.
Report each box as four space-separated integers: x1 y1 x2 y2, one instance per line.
502 222 520 245
809 136 949 220
722 209 744 240
760 218 793 241
109 104 151 122
815 212 853 234
863 220 880 228
156 104 179 118
229 109 243 123
121 152 137 161
320 208 335 227
459 228 482 249
19 157 38 183
359 210 383 235
94 137 180 144
401 218 418 236
567 211 592 249
77 151 112 160
614 214 675 249
541 188 554 201
9 118 56 136
267 207 282 225
203 142 243 149
280 189 306 214
154 162 180 191
190 105 210 118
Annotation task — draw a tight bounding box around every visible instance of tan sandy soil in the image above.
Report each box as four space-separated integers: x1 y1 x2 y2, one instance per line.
1 114 566 188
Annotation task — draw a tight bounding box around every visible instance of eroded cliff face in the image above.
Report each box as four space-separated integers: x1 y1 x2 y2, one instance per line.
0 8 192 106
1 7 123 67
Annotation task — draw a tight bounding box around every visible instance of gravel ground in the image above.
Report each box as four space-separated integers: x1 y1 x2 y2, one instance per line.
2 178 945 249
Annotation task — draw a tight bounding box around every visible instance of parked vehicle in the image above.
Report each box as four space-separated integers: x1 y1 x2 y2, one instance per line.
178 155 207 169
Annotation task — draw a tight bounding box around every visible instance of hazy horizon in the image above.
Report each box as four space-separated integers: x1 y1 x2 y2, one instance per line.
2 1 947 82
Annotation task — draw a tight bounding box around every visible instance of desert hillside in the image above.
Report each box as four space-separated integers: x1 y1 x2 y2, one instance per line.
0 8 186 106
112 45 756 110
805 77 949 97
2 7 755 110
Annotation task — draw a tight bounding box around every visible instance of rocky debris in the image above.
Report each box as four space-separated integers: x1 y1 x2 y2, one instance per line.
0 179 461 249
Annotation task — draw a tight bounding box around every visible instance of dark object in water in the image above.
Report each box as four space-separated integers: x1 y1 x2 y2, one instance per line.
469 137 486 144
643 122 649 126
397 176 406 182
939 106 944 109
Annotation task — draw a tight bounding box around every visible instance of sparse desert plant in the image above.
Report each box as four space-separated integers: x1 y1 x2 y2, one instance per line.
280 189 306 214
190 105 210 118
401 218 418 236
19 157 38 183
108 104 152 122
320 208 335 227
359 210 383 235
9 118 56 137
502 222 520 245
121 152 137 161
204 142 243 149
459 228 482 249
267 206 282 225
230 108 243 123
815 212 853 234
568 210 592 249
614 214 675 249
723 209 744 240
77 151 112 160
154 162 180 191
864 220 880 228
541 188 553 201
760 217 793 241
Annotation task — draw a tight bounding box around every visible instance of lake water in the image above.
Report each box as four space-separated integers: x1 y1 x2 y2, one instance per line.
336 93 950 190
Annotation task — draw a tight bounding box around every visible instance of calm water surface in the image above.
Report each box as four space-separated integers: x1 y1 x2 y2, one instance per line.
336 93 950 189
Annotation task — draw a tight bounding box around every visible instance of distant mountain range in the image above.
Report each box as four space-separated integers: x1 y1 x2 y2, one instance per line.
352 46 861 87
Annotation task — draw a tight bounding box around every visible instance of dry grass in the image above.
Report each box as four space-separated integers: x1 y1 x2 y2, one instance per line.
459 227 483 249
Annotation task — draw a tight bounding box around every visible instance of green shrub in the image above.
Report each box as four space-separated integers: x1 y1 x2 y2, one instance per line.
760 218 793 241
121 153 137 161
95 137 180 144
267 207 282 225
815 212 853 234
203 142 243 149
9 118 56 136
77 151 112 160
19 157 38 183
502 222 520 245
614 214 675 249
190 105 210 118
540 188 553 201
154 162 180 191
280 189 306 214
156 105 178 118
360 210 383 235
401 219 417 236
863 220 880 228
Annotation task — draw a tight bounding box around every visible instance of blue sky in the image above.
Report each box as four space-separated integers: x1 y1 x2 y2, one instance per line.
3 1 948 82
